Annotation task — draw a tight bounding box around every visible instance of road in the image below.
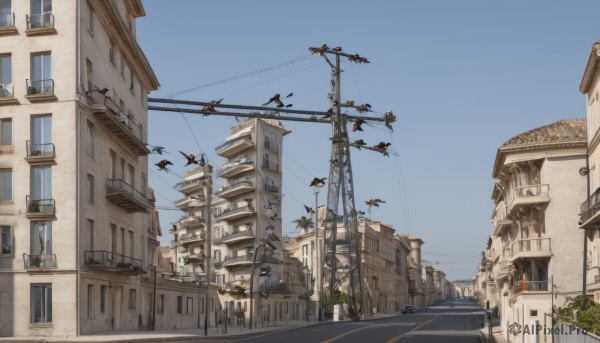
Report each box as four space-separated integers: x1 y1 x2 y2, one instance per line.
234 299 484 343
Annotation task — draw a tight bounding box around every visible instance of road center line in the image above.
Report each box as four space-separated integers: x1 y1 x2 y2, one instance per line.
385 315 441 343
319 326 369 343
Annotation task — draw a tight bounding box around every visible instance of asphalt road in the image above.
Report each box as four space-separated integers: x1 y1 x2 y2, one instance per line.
233 299 484 343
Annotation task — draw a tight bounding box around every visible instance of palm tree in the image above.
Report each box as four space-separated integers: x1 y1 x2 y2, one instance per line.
292 216 314 233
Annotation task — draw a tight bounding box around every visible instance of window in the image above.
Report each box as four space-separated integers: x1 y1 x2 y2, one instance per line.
86 1 93 35
301 244 309 267
109 40 115 65
31 221 52 255
87 285 94 317
109 150 116 179
87 219 94 251
214 250 221 262
30 0 52 28
86 59 92 92
100 285 106 313
128 230 134 257
110 224 116 254
0 118 11 146
0 169 11 201
31 115 52 155
0 0 12 27
31 165 51 201
87 174 94 204
0 54 11 97
31 283 52 323
128 289 136 310
129 69 135 95
86 120 94 157
177 295 182 314
187 297 193 314
30 52 51 94
1 225 11 255
158 294 164 313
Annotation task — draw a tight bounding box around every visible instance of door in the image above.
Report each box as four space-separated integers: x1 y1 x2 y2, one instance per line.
112 287 122 330
31 115 52 155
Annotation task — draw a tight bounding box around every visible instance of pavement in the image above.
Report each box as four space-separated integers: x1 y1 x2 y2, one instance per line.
479 316 509 343
0 311 406 343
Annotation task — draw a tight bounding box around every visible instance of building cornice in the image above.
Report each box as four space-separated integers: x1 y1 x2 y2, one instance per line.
126 0 146 18
580 41 600 94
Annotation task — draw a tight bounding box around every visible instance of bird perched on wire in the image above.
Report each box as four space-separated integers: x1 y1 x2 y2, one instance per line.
365 198 386 207
155 159 173 171
179 151 199 166
353 139 367 149
150 145 167 155
383 111 396 132
355 104 371 114
348 53 370 63
200 98 223 116
352 119 366 132
309 44 329 56
309 177 327 187
372 142 391 156
304 204 315 214
262 94 288 108
341 100 355 107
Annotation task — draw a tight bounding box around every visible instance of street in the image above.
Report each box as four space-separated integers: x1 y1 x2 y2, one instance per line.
234 299 484 343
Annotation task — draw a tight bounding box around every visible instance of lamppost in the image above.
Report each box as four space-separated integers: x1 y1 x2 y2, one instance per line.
198 155 213 336
150 264 157 331
312 184 324 321
249 228 277 330
302 265 313 322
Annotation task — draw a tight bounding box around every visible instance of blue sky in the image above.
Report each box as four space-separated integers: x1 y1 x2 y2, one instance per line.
137 1 599 281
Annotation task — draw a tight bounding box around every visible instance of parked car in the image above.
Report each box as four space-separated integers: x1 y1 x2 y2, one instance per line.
402 305 417 313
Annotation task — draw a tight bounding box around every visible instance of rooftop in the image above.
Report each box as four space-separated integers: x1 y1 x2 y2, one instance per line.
500 119 586 149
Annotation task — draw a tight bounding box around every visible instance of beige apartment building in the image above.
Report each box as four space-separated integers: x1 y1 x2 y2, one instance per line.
485 119 587 341
579 41 600 303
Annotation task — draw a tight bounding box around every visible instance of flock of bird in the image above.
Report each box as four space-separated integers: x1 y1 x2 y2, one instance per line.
149 145 203 173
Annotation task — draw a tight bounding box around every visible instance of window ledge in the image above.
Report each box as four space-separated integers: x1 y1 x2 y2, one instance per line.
29 323 53 328
25 93 57 102
25 27 57 36
0 97 18 105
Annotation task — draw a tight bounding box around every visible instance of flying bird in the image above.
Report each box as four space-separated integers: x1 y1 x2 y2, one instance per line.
155 159 173 171
352 119 366 132
179 151 198 166
309 177 327 187
353 139 367 149
285 92 293 98
304 204 315 214
372 142 391 157
365 198 386 207
151 145 167 155
384 111 396 132
262 94 285 107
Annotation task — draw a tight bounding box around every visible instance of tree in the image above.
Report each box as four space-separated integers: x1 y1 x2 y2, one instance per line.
292 216 314 233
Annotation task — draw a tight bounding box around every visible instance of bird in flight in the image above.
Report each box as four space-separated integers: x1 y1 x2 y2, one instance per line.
262 94 287 108
285 92 293 98
309 177 327 187
179 151 198 166
384 111 396 132
365 198 386 207
151 145 167 155
373 142 391 156
352 119 366 132
304 204 315 214
155 159 173 171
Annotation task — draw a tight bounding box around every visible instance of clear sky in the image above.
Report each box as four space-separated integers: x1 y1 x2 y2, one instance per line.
137 1 599 281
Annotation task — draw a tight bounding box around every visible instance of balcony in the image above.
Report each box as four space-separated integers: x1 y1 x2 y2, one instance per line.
494 260 510 279
262 160 279 172
25 79 56 102
25 141 55 164
264 184 279 193
587 266 600 286
513 280 548 295
492 202 512 236
509 237 552 261
0 13 16 34
105 179 149 212
507 184 550 213
184 252 205 263
84 250 145 275
215 137 254 158
580 187 600 229
25 196 55 219
217 160 254 178
214 206 255 222
88 91 148 156
174 195 205 209
264 139 278 152
23 253 56 269
262 281 289 293
0 83 17 105
175 178 204 194
214 230 255 245
222 255 253 267
215 180 254 199
180 231 205 244
26 13 56 35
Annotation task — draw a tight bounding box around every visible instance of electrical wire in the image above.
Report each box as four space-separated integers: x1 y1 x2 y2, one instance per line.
283 151 317 178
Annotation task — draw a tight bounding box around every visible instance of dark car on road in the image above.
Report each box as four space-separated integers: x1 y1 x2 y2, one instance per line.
402 305 417 313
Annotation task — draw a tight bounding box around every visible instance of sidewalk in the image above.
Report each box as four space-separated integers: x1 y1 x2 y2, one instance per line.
0 311 405 343
479 316 509 343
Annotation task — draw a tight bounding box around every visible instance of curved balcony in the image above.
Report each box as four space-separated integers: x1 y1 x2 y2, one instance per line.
222 255 253 267
174 195 205 209
176 178 205 194
215 180 254 199
214 206 255 222
492 202 512 236
217 161 254 178
25 79 56 102
23 253 56 269
25 141 55 164
513 280 548 294
84 250 145 275
184 253 205 263
215 137 254 158
26 13 56 35
180 232 206 244
25 196 55 219
507 184 550 214
508 237 551 262
106 179 149 212
580 187 600 229
214 230 255 245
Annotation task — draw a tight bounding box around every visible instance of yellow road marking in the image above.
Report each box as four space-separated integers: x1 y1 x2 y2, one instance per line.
320 326 370 343
385 315 441 343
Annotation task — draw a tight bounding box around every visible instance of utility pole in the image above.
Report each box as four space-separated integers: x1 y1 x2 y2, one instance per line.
200 156 212 335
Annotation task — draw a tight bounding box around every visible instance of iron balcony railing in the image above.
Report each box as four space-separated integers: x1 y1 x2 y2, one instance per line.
215 180 253 196
87 91 144 143
84 250 145 274
581 187 600 224
261 281 289 293
222 255 253 266
213 230 254 245
26 79 54 96
0 83 13 98
508 184 549 207
264 184 279 193
175 178 203 192
26 141 55 158
509 237 551 257
214 205 255 220
180 231 205 243
264 139 278 152
262 160 279 172
26 195 55 215
215 137 253 155
217 160 253 176
513 280 548 294
26 13 54 29
174 195 205 207
106 179 148 206
0 13 14 28
23 253 56 269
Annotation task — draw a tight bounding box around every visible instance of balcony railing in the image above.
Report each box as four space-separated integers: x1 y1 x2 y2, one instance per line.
215 180 254 198
23 253 56 269
588 266 600 285
580 187 600 228
26 79 54 97
264 184 279 193
215 137 254 157
25 141 55 163
26 13 54 30
214 205 255 221
0 83 14 98
175 178 204 193
264 139 278 152
217 160 254 178
262 160 279 172
174 195 205 208
88 90 147 156
513 280 548 294
213 230 254 245
25 195 55 219
262 281 289 293
508 184 550 212
0 13 15 29
509 237 551 260
84 250 145 274
180 231 205 244
106 179 148 212
222 255 253 267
